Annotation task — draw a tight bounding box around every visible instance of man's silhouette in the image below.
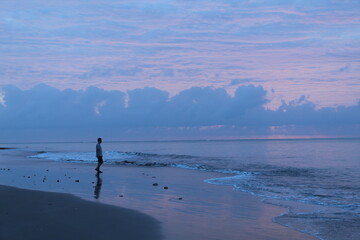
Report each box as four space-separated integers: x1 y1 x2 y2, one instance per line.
95 138 103 173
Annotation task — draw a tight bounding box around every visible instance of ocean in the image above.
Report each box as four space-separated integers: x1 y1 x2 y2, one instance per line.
6 138 360 240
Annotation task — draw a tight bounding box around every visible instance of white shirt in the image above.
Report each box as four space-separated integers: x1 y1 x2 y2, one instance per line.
96 143 102 157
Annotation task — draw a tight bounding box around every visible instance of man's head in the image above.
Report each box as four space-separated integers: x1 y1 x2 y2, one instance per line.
97 138 102 143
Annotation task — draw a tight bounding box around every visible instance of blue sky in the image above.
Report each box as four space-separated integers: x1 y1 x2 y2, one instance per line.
1 0 360 140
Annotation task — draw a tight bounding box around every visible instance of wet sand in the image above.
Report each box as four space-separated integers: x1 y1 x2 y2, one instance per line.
0 185 162 240
0 149 316 240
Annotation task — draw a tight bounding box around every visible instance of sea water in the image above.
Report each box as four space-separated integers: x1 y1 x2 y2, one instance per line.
9 138 360 240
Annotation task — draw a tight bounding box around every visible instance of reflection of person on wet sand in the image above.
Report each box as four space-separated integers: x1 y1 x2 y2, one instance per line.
94 172 102 199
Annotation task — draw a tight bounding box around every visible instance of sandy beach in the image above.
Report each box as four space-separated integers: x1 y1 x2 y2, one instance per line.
0 185 162 240
0 148 316 240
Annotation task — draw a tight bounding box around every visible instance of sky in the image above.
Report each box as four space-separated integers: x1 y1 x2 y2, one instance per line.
1 0 360 141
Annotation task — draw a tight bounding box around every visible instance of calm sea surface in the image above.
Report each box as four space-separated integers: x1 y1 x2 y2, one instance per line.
5 138 360 240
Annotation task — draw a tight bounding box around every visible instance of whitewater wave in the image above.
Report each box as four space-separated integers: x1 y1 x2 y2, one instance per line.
29 151 237 174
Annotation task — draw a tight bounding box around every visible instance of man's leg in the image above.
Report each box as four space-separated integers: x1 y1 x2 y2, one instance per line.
96 157 103 172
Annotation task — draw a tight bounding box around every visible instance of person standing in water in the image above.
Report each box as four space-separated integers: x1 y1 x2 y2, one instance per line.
95 138 103 173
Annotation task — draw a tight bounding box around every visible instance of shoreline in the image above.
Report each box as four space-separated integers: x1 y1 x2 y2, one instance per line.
0 148 317 240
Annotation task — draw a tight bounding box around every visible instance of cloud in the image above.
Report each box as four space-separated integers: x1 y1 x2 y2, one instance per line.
229 78 253 86
1 0 360 111
0 84 126 128
0 84 359 140
0 91 5 107
79 66 143 79
338 64 351 72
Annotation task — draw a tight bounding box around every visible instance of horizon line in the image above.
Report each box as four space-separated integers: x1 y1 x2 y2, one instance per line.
2 136 359 145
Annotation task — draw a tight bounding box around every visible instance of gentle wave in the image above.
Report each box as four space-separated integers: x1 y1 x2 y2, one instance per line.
29 151 237 174
30 151 133 163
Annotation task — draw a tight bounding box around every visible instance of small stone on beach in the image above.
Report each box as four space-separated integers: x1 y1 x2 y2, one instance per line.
152 183 158 186
75 180 80 182
164 186 168 190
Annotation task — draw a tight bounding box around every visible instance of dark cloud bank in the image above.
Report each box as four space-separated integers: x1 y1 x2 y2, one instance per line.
0 84 359 141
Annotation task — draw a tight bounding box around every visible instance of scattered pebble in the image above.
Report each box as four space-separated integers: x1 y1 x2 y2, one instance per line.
46 169 49 172
119 195 124 197
178 197 183 200
57 180 60 182
75 180 79 182
164 186 168 190
152 183 158 186
152 176 156 178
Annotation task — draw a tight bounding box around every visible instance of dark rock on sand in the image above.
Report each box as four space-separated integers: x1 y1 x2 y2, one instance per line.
123 160 136 164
